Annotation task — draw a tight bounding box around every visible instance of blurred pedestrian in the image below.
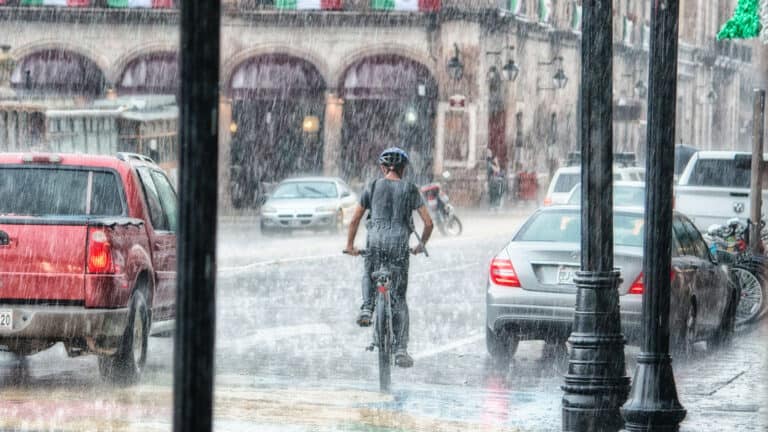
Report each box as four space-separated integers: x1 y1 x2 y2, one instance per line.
486 148 503 210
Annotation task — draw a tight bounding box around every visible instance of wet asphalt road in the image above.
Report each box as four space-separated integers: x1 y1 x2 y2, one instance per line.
0 211 766 431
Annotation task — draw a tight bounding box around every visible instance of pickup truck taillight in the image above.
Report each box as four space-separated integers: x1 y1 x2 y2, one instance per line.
87 229 115 274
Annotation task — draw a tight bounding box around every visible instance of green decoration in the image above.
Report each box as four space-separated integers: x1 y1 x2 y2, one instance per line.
717 0 761 40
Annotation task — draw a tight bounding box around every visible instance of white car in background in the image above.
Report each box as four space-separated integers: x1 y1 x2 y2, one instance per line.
260 177 358 235
543 166 643 206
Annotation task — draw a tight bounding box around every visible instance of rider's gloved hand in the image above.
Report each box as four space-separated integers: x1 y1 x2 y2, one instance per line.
410 244 425 255
343 246 360 256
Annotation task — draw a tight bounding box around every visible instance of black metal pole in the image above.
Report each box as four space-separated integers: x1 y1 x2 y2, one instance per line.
749 89 765 254
173 1 220 432
621 0 686 430
562 1 630 430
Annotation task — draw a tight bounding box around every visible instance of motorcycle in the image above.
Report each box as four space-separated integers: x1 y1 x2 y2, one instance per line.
419 173 462 236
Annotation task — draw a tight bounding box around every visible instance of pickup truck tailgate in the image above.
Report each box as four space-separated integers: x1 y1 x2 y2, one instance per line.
0 223 87 303
675 186 765 229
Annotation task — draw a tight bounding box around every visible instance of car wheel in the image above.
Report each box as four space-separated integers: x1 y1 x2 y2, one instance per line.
709 281 738 349
330 210 343 235
260 221 273 237
99 290 149 385
486 326 519 365
673 300 697 359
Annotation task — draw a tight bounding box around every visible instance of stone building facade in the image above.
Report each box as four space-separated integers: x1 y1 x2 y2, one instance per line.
0 0 760 208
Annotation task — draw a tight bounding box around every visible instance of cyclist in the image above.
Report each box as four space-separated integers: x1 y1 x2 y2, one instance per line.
343 147 433 368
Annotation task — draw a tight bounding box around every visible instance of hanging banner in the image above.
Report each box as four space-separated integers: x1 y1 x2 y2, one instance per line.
107 0 173 8
761 0 768 43
20 0 90 5
537 0 551 24
570 1 582 32
508 0 522 15
276 0 342 9
372 0 440 12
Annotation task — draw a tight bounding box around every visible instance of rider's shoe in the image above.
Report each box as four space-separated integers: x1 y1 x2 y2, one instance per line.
356 309 372 327
395 349 414 368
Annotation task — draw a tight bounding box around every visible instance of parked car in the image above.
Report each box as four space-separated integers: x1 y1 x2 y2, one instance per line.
485 206 739 362
543 166 639 206
0 152 177 384
675 151 768 230
566 180 645 207
260 176 358 235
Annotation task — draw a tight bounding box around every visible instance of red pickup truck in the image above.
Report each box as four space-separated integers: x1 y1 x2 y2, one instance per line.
0 152 177 384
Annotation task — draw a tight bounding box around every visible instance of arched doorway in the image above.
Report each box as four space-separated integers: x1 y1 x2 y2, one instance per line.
339 55 437 185
227 54 326 208
118 51 178 95
11 49 105 97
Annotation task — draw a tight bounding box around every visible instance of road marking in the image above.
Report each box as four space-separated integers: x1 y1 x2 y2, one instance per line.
412 333 484 360
217 323 333 348
218 231 508 274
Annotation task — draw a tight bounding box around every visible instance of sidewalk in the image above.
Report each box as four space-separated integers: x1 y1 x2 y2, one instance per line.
676 321 768 431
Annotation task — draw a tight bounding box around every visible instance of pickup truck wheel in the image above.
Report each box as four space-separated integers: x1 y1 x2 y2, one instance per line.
99 290 149 385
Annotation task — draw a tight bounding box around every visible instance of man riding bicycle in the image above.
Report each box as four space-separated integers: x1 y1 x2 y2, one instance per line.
344 147 433 368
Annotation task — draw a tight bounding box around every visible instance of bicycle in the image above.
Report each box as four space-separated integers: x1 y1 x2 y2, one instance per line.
704 218 767 325
345 243 427 392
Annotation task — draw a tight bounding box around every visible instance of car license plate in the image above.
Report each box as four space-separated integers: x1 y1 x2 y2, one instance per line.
0 310 12 330
557 267 576 285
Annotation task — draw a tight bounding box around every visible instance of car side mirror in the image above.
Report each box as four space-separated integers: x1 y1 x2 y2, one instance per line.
341 191 351 198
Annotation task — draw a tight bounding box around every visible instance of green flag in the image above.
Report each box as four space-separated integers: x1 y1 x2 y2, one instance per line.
717 0 761 40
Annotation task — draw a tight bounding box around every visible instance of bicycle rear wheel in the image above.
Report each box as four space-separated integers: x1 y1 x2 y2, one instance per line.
376 295 392 392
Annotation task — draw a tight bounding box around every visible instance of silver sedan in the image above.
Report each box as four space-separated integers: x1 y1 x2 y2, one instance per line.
260 177 358 235
485 206 739 362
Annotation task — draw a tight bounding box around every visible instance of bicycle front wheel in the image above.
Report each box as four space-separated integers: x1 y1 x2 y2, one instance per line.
376 297 392 392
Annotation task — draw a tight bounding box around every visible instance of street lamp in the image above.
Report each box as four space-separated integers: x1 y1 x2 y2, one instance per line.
552 67 568 89
501 58 520 82
446 43 464 81
537 56 568 91
634 80 647 97
487 46 520 83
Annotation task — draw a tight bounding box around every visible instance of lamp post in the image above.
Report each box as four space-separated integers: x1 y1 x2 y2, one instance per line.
561 0 630 430
174 0 220 431
621 0 687 430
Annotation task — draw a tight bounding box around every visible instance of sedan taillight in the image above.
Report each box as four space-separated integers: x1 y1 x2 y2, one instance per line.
490 258 521 287
628 270 676 295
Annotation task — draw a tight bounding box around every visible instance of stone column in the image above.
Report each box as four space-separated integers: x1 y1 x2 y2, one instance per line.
218 95 233 213
323 91 343 177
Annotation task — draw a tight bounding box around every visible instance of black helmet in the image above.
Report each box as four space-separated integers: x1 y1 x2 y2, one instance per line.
378 147 409 168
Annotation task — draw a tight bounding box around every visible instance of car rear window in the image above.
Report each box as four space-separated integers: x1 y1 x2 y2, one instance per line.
687 158 751 188
0 168 124 217
554 173 580 193
515 210 645 247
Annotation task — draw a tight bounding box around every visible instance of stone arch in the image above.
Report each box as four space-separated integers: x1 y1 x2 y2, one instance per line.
335 51 439 185
222 45 331 95
11 43 108 96
11 41 109 80
331 45 438 90
111 42 178 84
